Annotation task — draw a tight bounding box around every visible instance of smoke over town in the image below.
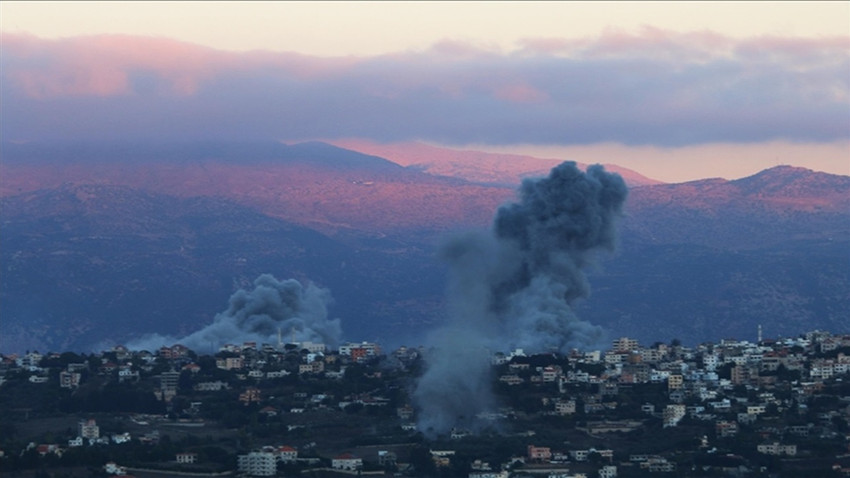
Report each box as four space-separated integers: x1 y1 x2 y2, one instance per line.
127 274 342 353
413 162 628 436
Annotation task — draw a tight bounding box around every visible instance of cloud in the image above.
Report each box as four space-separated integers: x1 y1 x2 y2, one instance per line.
1 31 847 146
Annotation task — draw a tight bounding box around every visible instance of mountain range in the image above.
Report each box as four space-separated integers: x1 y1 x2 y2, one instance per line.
1 140 848 353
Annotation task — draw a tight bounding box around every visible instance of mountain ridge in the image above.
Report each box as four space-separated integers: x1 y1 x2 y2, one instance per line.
1 141 848 352
328 138 664 187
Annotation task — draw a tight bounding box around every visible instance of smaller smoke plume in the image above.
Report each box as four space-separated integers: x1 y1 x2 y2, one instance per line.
127 274 342 353
413 162 628 437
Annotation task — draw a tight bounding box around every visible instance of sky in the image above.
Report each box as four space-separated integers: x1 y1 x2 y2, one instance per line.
1 1 848 182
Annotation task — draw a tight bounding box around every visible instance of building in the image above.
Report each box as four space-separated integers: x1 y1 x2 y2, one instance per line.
237 451 277 476
612 337 639 353
176 452 198 464
277 446 297 463
555 399 576 415
339 342 380 358
527 445 552 462
599 465 618 478
160 370 180 391
667 374 683 391
378 450 397 467
332 453 363 471
239 387 262 405
216 357 244 370
663 404 686 427
60 370 81 389
79 419 99 439
715 420 739 438
757 442 797 456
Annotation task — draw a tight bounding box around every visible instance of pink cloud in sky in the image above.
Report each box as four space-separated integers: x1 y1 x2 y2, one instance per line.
1 33 365 99
1 31 847 149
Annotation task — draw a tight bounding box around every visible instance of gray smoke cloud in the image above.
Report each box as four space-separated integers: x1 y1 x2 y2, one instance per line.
127 274 342 353
413 162 628 437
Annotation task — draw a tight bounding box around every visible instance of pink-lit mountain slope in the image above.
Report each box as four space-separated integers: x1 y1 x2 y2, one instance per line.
0 141 512 237
329 138 662 187
623 166 850 249
629 166 850 213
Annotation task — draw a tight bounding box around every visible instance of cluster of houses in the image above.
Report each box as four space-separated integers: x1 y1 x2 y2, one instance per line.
26 418 133 459
2 330 850 477
235 446 387 476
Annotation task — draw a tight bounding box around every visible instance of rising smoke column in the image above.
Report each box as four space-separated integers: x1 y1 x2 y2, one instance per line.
413 162 628 436
127 274 342 353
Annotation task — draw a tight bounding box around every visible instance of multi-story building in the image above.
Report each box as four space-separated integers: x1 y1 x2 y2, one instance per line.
60 370 81 389
79 419 99 439
663 404 686 427
612 338 639 353
237 451 277 476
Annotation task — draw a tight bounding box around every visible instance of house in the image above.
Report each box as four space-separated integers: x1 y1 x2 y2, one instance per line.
716 420 739 438
176 452 198 463
216 357 244 370
79 419 100 439
378 450 397 467
182 363 201 374
339 342 380 358
298 360 324 375
266 370 289 379
117 367 139 383
555 399 576 415
239 387 262 405
277 445 297 463
36 444 61 456
599 465 618 478
430 450 455 467
194 380 229 391
332 453 362 471
60 370 81 388
104 462 127 475
527 445 552 462
757 442 797 456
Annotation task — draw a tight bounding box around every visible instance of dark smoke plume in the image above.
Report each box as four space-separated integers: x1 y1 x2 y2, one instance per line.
127 274 342 353
413 162 628 436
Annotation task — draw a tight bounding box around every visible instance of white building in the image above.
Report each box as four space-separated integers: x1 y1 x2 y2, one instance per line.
757 442 797 456
332 453 363 470
238 451 277 476
599 465 618 478
79 419 100 439
176 452 198 463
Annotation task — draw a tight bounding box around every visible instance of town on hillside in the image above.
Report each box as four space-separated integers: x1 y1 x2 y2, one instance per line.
1 331 850 478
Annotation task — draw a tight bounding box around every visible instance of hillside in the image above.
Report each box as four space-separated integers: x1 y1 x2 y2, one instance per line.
0 141 511 238
0 183 447 352
624 166 850 249
1 141 848 351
